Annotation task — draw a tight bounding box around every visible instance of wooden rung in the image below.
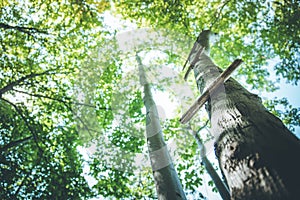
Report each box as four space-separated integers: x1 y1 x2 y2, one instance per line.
180 59 243 124
182 38 200 71
184 46 205 81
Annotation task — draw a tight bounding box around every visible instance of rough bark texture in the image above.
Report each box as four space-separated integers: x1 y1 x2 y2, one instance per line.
137 54 187 200
191 30 300 200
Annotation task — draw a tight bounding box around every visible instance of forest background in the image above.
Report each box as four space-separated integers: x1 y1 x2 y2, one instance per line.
0 0 299 199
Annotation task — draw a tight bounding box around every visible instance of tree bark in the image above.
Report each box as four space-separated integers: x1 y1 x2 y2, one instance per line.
190 30 300 200
136 53 187 200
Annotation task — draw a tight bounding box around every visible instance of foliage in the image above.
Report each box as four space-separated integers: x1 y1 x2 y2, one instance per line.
264 97 300 132
0 0 108 198
266 0 300 85
1 0 299 199
114 0 300 87
86 63 150 198
0 99 93 199
112 0 300 197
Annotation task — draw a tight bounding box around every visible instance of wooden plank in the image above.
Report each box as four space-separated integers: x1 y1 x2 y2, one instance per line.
182 36 201 71
183 46 205 81
180 59 243 124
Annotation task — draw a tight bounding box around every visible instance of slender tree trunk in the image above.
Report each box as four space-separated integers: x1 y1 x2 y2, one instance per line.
190 30 300 199
136 53 187 200
193 128 230 200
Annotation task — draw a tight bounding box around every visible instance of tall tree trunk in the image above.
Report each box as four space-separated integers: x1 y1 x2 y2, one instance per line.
190 30 300 199
136 53 187 200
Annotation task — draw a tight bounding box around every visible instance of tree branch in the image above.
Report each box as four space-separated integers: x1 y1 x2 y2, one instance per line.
0 69 56 97
12 88 107 109
210 0 231 29
184 46 205 81
0 98 44 154
0 22 48 36
0 136 33 152
0 68 65 96
66 104 96 138
14 159 40 197
187 121 231 200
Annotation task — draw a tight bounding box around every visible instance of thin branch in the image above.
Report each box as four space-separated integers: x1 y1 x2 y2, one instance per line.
187 122 231 200
210 0 231 29
187 121 208 147
12 88 110 109
0 68 63 96
0 136 33 152
14 89 109 136
182 36 200 71
64 103 96 138
195 120 210 136
0 98 44 154
0 22 48 36
14 158 40 197
10 89 108 139
14 170 31 197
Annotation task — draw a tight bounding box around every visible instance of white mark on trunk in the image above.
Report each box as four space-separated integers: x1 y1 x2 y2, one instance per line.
149 145 172 171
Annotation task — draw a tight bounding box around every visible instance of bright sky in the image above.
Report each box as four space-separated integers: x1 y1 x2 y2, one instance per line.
254 58 300 138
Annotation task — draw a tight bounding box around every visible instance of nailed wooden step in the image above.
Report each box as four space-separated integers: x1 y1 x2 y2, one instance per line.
180 59 243 124
183 46 205 81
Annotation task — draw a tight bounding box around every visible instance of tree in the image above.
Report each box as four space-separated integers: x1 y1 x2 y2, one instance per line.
188 30 300 199
112 1 300 198
84 28 210 199
113 0 300 125
0 0 109 198
136 53 186 199
2 0 299 199
0 97 93 199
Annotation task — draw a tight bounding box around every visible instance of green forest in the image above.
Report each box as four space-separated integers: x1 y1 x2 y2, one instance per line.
1 0 299 199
